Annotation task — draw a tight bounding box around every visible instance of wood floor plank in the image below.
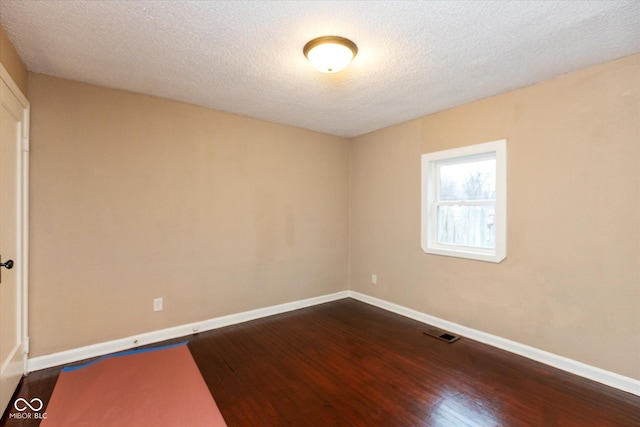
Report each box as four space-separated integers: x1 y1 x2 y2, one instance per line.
2 298 639 426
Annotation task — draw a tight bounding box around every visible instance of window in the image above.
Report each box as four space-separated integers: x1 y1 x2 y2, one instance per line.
421 140 507 263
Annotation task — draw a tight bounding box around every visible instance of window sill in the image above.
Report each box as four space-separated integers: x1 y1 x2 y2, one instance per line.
421 245 506 263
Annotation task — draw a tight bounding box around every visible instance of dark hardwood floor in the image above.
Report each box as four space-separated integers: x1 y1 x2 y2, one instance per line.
2 298 639 426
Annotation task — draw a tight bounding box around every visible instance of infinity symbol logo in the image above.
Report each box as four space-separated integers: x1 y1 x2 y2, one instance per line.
14 397 44 412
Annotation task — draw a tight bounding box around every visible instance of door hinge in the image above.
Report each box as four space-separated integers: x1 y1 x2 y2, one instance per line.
23 137 29 152
23 336 30 354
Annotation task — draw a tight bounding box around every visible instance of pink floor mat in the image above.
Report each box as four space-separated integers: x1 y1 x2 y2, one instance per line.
40 342 227 427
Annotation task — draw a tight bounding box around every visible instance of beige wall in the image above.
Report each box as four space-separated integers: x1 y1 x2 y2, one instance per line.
350 54 640 379
28 73 349 357
0 23 28 95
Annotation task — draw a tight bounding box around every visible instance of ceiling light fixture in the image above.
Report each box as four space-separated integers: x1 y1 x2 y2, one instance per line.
303 36 358 73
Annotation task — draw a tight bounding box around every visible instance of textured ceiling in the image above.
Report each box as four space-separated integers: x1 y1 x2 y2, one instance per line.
1 1 639 138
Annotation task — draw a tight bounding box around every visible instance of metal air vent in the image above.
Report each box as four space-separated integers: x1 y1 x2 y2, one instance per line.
424 326 460 343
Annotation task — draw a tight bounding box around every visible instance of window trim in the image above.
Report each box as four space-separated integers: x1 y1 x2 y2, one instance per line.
421 139 507 263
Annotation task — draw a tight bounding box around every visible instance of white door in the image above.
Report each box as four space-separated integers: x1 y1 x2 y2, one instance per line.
0 65 29 415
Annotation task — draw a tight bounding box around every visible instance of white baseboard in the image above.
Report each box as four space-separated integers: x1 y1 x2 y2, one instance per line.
348 291 640 397
27 290 349 372
28 289 639 397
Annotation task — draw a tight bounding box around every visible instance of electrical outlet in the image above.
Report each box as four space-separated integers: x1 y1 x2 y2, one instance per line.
371 274 377 285
153 297 163 312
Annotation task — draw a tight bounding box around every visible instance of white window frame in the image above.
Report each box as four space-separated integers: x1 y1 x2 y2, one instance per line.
421 139 507 263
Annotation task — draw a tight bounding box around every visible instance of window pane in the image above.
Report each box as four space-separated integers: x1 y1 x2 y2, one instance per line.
437 204 495 248
439 158 496 201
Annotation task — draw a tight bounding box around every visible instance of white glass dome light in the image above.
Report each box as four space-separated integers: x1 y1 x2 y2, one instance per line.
303 36 358 73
